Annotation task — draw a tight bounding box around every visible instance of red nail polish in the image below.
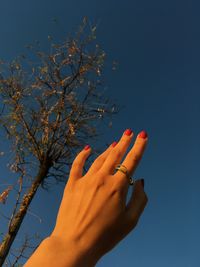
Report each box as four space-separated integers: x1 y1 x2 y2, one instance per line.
124 129 133 136
141 179 144 188
138 130 148 139
84 145 90 150
112 141 118 147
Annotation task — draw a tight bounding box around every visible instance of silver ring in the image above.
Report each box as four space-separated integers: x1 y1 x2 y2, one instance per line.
115 164 135 186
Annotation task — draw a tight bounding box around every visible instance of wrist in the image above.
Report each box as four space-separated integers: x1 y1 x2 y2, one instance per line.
48 235 101 267
25 235 100 267
24 237 70 267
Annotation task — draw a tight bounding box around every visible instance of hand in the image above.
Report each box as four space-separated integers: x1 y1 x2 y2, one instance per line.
50 129 148 265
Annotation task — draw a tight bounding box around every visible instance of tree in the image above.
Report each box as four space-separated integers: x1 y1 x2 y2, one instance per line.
0 17 121 266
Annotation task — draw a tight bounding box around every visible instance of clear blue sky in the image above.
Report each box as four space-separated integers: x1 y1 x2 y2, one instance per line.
0 0 199 266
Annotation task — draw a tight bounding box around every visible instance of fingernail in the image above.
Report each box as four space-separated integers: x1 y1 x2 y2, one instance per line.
124 128 133 136
84 145 90 150
138 130 148 139
141 179 144 188
112 141 118 147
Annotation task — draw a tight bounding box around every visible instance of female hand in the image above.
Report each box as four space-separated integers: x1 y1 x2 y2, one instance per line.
50 128 148 266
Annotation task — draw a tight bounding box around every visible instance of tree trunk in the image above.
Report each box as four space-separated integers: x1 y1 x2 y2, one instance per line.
0 161 51 266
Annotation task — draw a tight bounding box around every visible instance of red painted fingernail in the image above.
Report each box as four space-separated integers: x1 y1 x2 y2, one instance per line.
138 130 148 139
124 129 133 136
141 179 144 188
112 141 118 147
84 145 90 150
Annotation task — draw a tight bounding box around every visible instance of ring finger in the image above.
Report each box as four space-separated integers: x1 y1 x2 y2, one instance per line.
87 142 118 175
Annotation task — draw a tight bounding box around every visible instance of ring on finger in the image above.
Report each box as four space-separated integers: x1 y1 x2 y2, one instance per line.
115 164 135 186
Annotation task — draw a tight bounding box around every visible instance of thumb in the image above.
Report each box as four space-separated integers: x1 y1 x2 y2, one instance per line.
124 179 148 230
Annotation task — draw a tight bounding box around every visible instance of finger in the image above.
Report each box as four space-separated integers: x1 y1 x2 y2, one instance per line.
123 179 148 233
69 145 92 182
100 129 134 175
113 131 148 194
87 142 118 175
104 180 148 248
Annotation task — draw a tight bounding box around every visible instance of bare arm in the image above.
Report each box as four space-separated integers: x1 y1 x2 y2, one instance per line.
25 129 148 267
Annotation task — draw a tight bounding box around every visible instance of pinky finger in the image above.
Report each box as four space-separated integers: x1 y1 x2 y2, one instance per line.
69 145 92 183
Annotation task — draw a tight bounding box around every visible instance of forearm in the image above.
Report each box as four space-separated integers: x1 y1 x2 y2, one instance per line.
24 236 99 267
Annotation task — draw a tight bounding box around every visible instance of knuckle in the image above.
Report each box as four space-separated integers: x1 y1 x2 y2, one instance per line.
110 179 125 195
95 154 105 163
119 139 129 148
92 149 110 167
122 134 130 141
96 169 107 182
98 168 107 176
113 149 122 159
95 180 105 190
72 160 81 168
92 173 107 189
130 152 141 163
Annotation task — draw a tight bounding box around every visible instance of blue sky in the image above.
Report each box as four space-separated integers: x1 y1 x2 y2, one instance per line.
0 0 199 266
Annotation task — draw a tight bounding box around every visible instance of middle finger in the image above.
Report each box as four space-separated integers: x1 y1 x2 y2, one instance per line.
99 129 134 175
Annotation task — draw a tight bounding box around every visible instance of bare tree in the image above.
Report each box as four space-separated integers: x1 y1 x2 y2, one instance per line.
0 17 121 266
